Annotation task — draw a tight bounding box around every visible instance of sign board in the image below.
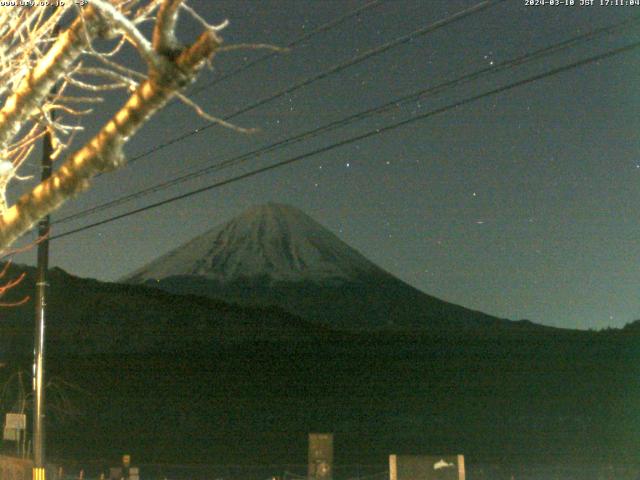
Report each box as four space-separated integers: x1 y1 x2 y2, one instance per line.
109 468 123 480
389 454 465 480
3 413 26 441
129 467 139 480
3 428 18 441
308 433 333 480
5 414 26 430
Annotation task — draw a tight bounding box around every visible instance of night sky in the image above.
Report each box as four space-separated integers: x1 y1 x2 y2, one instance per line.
9 0 640 330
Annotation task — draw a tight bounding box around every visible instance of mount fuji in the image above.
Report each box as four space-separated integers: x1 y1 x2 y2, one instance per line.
126 202 386 286
124 203 530 331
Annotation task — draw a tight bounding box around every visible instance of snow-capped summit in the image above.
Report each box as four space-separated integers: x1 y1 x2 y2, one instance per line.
125 203 516 331
125 203 385 285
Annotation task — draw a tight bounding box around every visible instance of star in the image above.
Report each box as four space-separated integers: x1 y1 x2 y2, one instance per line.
483 52 496 67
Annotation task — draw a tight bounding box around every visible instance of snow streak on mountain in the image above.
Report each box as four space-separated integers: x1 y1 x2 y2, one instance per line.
126 203 386 285
125 202 530 331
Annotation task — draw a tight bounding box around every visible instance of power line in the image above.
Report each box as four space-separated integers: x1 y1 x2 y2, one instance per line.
186 0 385 99
123 0 506 167
53 15 640 226
58 0 506 222
145 1 385 117
50 39 640 241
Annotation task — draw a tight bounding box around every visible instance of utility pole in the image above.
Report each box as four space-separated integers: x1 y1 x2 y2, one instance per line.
33 47 57 480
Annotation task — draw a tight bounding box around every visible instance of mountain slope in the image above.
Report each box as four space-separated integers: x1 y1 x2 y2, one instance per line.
0 263 328 357
124 203 535 332
0 251 634 467
125 203 386 285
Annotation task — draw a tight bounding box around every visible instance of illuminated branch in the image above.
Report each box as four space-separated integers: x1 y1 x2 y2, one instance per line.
153 0 182 55
0 0 267 255
90 0 161 70
0 241 41 306
0 6 101 154
0 3 223 250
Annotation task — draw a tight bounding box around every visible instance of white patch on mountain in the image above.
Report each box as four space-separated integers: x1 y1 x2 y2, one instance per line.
125 203 387 285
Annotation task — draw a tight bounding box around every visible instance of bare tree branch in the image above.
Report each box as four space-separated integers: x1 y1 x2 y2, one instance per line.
153 0 183 55
91 0 161 69
0 17 222 250
0 6 103 153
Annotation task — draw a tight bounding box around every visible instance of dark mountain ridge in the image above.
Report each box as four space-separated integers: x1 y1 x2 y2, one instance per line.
0 260 563 361
0 263 637 471
124 203 543 332
1 203 637 470
0 263 329 357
